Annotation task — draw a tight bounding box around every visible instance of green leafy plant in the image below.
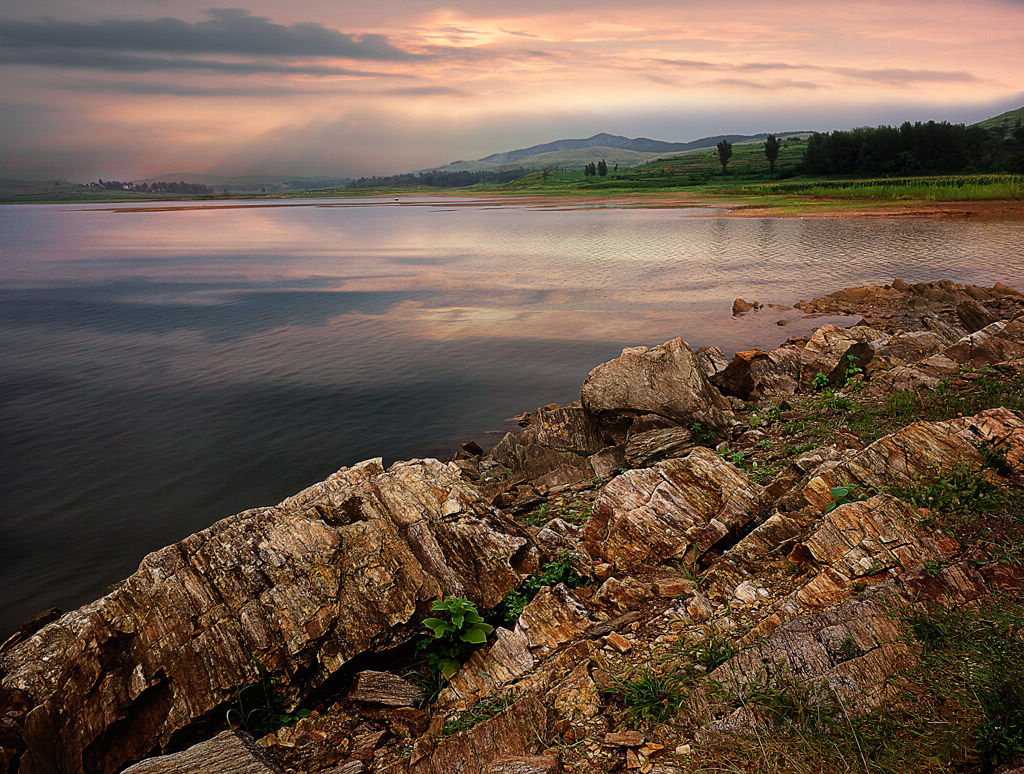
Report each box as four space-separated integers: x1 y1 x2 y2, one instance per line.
843 353 863 382
420 596 494 681
492 552 587 627
889 463 1004 515
812 371 830 391
823 483 867 513
691 421 720 445
225 660 310 736
978 440 1015 478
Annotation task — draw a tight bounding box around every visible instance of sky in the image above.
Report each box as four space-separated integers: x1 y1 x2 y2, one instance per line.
0 0 1021 181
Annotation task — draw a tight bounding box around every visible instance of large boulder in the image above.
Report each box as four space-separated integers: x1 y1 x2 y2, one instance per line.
712 345 802 401
487 402 605 482
942 317 1024 367
0 459 534 774
582 447 760 571
798 324 888 390
580 338 730 439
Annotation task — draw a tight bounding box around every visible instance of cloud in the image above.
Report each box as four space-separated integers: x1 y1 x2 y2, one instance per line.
831 67 982 84
0 8 419 60
0 47 403 76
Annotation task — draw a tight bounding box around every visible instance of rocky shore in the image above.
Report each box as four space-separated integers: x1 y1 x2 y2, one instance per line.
4 279 1024 774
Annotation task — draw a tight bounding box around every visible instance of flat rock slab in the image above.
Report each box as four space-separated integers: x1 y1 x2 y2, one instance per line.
583 447 760 571
121 731 281 774
348 670 422 707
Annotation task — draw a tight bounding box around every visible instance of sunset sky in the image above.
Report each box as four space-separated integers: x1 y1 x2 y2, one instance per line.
1 0 1021 181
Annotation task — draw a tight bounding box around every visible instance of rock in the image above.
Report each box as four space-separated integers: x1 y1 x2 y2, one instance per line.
121 731 282 774
798 408 1024 515
518 585 594 654
589 445 626 479
732 298 762 315
583 448 760 571
733 581 763 604
943 318 1024 367
624 427 697 467
712 346 802 401
956 299 998 333
604 731 645 747
0 458 533 774
462 440 485 456
399 695 547 774
348 671 422 707
868 330 947 370
547 662 601 720
652 576 694 598
484 756 560 774
604 632 632 653
580 338 730 441
799 325 888 390
488 402 604 483
592 577 651 613
695 346 730 380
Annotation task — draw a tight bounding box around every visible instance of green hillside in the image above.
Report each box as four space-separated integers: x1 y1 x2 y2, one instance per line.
973 106 1024 137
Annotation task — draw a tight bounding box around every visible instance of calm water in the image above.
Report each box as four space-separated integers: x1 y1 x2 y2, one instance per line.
2 197 1024 633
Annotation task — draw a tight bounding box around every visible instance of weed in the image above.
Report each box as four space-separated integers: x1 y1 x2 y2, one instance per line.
685 634 735 671
225 660 311 736
491 552 587 627
812 371 829 391
889 463 1004 515
438 690 518 737
420 596 494 682
691 421 720 445
606 668 687 727
978 440 1015 478
907 609 953 650
844 353 863 382
824 484 867 514
526 503 548 527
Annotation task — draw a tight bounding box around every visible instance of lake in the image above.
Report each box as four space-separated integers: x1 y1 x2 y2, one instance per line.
2 196 1024 634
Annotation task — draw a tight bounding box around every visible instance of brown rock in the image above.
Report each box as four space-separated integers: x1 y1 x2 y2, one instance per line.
484 756 560 774
712 346 802 400
799 324 888 390
488 402 604 483
399 695 547 774
652 576 694 598
583 448 760 571
0 458 532 774
624 427 697 468
944 318 1024 367
732 298 762 315
604 731 645 747
956 299 998 334
462 440 485 456
605 632 632 653
695 345 730 380
580 338 730 439
121 731 281 774
348 671 422 708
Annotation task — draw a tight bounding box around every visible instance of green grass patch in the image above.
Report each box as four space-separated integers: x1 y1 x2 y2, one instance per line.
728 174 1024 202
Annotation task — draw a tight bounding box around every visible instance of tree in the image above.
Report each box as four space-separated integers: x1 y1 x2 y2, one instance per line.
597 159 608 177
716 140 733 174
764 134 780 178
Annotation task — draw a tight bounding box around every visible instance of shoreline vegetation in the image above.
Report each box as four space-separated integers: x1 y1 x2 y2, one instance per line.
6 117 1024 217
5 277 1024 772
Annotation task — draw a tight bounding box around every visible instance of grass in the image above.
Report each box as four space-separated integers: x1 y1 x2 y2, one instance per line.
489 551 588 627
728 174 1024 202
605 668 689 727
676 598 1024 773
438 690 518 737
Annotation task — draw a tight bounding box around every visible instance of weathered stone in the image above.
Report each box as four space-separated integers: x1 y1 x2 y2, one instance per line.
518 585 594 654
712 345 802 401
488 402 604 482
589 445 626 479
799 325 888 390
484 756 560 774
869 330 947 370
798 408 1024 515
732 298 761 315
604 731 645 747
624 427 697 467
348 671 422 708
583 448 760 571
547 662 601 720
592 577 651 613
944 317 1024 367
957 299 998 333
0 459 532 774
399 695 547 774
121 731 281 774
695 345 730 380
652 576 694 598
580 338 730 439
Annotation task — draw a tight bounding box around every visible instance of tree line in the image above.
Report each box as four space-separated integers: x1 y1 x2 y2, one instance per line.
349 167 529 189
91 180 215 194
800 121 1024 175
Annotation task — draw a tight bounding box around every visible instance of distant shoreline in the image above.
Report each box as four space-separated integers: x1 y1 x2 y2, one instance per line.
11 190 1024 219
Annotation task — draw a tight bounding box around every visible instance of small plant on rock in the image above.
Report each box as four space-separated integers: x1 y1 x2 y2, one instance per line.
824 483 867 513
420 596 494 681
225 660 310 736
812 371 830 391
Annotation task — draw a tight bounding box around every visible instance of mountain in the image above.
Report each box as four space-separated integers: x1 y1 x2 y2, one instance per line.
973 106 1024 137
134 173 351 193
425 131 810 175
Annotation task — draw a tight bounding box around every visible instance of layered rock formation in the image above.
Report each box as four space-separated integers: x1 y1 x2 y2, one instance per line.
4 279 1024 774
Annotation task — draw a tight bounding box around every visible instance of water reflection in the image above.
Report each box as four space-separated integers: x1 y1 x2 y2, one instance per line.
2 198 1024 634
